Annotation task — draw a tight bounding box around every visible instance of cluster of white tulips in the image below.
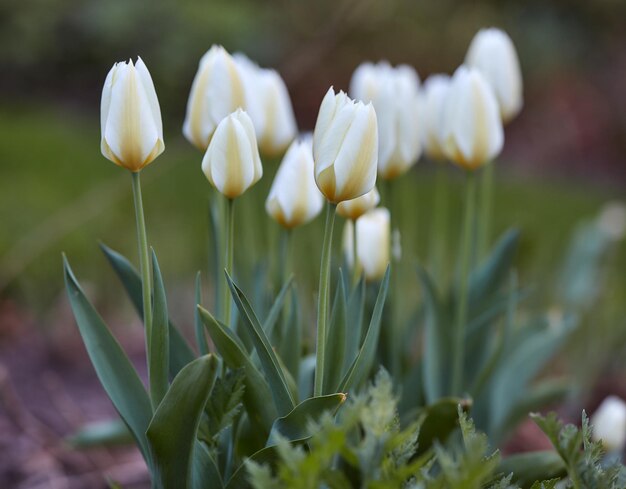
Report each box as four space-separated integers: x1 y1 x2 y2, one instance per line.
99 27 524 397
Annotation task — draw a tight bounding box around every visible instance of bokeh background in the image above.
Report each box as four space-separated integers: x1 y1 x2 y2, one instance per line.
1 0 625 487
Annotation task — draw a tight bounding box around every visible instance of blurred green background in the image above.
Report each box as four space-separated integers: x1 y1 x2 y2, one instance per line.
1 0 625 390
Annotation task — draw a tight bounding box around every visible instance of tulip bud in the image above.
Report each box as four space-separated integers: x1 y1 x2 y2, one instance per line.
265 137 324 228
235 54 297 157
337 187 380 221
591 396 626 452
441 66 503 171
100 58 164 172
313 88 378 203
465 28 523 123
350 62 421 179
420 74 451 162
183 46 245 150
343 208 390 281
201 109 263 199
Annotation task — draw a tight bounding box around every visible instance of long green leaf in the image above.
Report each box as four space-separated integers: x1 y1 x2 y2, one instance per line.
281 288 301 379
417 266 447 404
225 446 278 489
489 315 576 435
194 272 209 355
67 419 132 448
192 441 223 489
344 276 365 372
63 256 153 464
150 249 169 408
266 393 346 447
468 228 519 308
146 354 218 489
262 274 294 339
198 306 277 431
339 266 390 392
100 243 194 375
226 272 295 415
323 274 347 394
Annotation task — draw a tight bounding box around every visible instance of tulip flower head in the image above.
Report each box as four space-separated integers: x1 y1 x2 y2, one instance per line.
421 74 451 162
441 66 504 171
313 88 378 203
235 54 297 157
183 46 245 150
591 396 626 452
343 207 390 281
466 28 523 123
100 57 164 172
337 187 380 221
266 137 324 228
350 62 421 179
201 109 263 199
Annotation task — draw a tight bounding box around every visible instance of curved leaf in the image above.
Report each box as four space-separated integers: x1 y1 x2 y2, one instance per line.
323 274 347 394
63 256 153 464
147 355 218 489
415 397 472 456
498 451 566 488
226 272 296 415
100 243 194 375
198 306 277 431
266 393 347 447
263 274 294 338
149 249 169 408
194 272 209 356
339 266 390 392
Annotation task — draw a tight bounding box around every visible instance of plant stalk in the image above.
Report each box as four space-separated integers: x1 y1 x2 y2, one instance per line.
131 171 153 375
477 160 494 260
314 201 336 397
223 197 235 327
429 163 449 280
350 218 360 288
451 170 477 396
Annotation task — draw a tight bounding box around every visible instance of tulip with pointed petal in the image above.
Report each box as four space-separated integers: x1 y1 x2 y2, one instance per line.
236 54 297 157
337 187 380 221
350 62 421 180
441 66 503 171
421 74 451 162
266 137 324 228
183 46 245 151
466 28 523 123
101 57 164 172
343 208 390 282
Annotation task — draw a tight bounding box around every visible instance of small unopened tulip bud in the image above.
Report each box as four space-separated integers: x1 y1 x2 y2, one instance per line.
337 188 380 221
441 66 503 171
466 28 523 123
100 57 164 172
591 396 626 452
313 88 378 203
421 74 451 161
266 137 324 228
201 109 263 199
183 46 245 150
235 54 297 157
350 62 421 179
343 208 390 281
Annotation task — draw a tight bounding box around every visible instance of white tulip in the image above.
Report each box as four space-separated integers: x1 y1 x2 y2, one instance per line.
183 46 245 150
343 208 390 281
312 88 378 203
265 137 324 228
350 62 421 179
100 57 164 172
201 109 262 199
441 66 503 170
466 28 523 123
421 74 451 161
235 54 297 156
591 396 626 451
337 187 380 221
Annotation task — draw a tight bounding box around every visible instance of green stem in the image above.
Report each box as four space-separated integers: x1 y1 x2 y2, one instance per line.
223 197 235 327
131 172 152 377
451 170 476 396
477 160 494 260
429 163 449 280
314 202 336 397
278 227 293 287
350 219 360 288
